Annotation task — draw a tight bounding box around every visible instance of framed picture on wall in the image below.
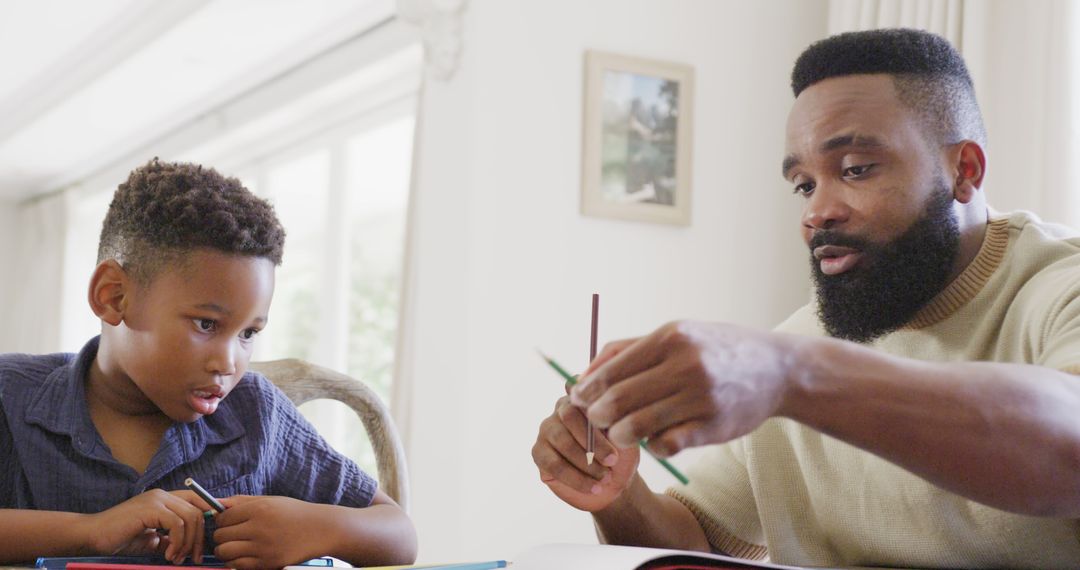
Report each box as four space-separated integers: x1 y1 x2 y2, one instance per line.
581 50 695 226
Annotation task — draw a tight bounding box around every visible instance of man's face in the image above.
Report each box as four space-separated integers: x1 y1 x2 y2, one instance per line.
113 249 275 422
783 75 960 342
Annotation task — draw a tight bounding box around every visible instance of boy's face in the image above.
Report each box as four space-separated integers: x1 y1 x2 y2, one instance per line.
110 249 275 423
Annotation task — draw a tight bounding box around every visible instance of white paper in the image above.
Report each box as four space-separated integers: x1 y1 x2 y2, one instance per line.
511 543 824 570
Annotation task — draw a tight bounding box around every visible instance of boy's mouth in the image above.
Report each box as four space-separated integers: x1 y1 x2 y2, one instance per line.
188 386 225 415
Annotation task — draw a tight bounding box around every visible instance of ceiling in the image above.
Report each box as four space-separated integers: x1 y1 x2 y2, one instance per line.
0 0 395 202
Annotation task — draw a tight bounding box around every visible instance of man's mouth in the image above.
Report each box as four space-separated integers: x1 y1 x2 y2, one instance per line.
813 245 863 276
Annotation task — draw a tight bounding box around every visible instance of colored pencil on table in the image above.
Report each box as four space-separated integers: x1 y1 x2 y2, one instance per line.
536 350 690 485
356 561 507 570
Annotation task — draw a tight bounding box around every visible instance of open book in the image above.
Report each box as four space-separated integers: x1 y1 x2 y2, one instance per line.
511 544 835 570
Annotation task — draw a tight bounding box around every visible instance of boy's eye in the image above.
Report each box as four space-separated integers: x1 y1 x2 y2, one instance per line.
194 319 216 332
240 328 260 341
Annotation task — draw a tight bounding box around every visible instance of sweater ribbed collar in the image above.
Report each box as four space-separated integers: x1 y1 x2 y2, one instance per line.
903 215 1011 329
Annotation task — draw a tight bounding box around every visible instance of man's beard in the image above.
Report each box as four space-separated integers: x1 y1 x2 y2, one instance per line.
811 184 961 343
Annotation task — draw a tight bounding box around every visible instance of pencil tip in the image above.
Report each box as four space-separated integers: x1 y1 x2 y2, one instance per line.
534 347 551 361
586 452 595 465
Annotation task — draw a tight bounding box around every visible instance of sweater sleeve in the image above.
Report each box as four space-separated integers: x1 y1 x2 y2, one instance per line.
1031 265 1080 374
664 436 767 559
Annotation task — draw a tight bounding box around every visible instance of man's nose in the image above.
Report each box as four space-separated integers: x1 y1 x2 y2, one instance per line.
802 184 851 231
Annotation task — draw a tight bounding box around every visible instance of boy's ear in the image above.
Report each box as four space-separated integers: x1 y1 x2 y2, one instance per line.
88 260 130 327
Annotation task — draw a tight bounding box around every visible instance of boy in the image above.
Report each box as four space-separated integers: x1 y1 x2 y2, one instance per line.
0 159 417 568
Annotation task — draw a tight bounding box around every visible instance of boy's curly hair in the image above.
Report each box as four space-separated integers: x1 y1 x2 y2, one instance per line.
97 158 286 284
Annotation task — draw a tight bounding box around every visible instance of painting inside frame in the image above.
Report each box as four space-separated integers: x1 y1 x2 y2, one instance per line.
582 51 694 226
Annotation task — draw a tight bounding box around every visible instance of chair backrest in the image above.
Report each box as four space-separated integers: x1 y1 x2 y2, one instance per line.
249 358 410 511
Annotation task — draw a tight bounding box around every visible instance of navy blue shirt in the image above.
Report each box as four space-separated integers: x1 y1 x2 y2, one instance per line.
0 337 377 513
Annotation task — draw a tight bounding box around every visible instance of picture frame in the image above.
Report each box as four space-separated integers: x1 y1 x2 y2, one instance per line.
581 50 695 226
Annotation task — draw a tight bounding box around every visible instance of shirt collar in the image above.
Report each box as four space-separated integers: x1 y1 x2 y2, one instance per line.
24 336 100 454
24 336 246 459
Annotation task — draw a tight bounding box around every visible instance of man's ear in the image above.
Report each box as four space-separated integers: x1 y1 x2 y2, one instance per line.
950 140 986 204
88 260 130 327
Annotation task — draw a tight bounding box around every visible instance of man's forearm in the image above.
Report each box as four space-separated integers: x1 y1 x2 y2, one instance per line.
783 336 1080 517
593 474 710 552
0 510 94 564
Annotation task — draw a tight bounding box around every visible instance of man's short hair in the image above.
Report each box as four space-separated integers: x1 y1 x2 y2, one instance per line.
791 28 987 148
97 158 286 284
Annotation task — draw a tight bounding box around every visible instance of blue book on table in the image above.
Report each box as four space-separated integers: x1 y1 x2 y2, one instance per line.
36 555 334 569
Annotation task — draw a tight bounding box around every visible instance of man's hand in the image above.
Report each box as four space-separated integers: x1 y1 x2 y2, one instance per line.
532 394 641 512
80 489 210 563
570 321 799 456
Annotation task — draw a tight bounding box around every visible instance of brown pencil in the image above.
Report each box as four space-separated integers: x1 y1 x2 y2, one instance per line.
587 293 599 465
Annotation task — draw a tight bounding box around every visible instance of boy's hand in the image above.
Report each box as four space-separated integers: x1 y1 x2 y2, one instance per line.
82 489 209 564
532 394 641 512
213 495 327 569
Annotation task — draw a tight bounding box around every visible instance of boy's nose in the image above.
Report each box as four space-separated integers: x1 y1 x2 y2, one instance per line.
206 340 238 376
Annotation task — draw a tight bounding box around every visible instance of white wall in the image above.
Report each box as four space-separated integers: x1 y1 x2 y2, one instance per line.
404 0 828 562
0 200 15 340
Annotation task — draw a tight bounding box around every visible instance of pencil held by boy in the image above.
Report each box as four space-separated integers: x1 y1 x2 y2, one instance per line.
0 159 417 568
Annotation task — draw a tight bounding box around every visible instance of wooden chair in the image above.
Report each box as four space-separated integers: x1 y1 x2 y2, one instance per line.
249 359 410 511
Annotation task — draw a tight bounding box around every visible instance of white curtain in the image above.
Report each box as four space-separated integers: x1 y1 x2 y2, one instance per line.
828 0 965 43
1026 1 1080 226
2 191 71 354
827 0 1080 227
387 85 424 454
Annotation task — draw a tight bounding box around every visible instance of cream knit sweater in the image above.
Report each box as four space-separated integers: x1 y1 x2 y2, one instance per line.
668 211 1080 569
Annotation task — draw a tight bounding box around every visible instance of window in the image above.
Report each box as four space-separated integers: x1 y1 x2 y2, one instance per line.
60 47 420 481
244 106 416 476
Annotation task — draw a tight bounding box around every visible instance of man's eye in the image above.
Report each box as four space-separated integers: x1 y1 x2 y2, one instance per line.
194 319 216 332
793 182 815 196
843 164 873 178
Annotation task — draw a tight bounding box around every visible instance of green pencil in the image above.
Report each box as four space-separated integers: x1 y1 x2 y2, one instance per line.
537 350 690 485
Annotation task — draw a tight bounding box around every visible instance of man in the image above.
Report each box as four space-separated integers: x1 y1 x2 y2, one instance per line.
532 29 1080 568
